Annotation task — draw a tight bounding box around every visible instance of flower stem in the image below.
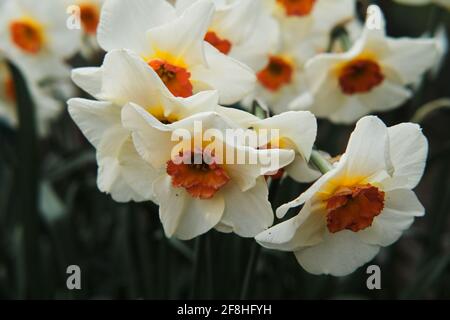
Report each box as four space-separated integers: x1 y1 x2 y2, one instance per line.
411 98 450 123
240 241 261 299
310 150 333 174
240 179 280 299
9 61 42 298
328 26 352 52
190 236 202 299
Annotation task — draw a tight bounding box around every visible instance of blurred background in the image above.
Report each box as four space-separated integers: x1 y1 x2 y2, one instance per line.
0 0 449 299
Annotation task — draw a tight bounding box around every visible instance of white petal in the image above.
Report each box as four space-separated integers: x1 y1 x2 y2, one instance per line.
96 127 156 202
220 178 273 237
250 111 317 160
387 123 428 189
286 154 321 183
71 67 103 98
228 2 280 71
98 0 176 53
191 43 256 105
256 200 326 251
121 103 174 169
383 38 439 85
359 189 424 246
342 116 389 179
100 49 171 106
154 175 225 240
67 98 120 148
358 79 412 113
276 165 342 218
153 175 187 237
174 195 225 240
146 0 214 66
225 147 295 191
294 230 380 276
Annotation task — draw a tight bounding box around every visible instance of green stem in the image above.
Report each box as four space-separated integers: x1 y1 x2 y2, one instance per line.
240 179 280 299
190 236 202 299
310 150 333 174
240 241 261 300
411 98 450 123
9 61 42 298
328 27 352 52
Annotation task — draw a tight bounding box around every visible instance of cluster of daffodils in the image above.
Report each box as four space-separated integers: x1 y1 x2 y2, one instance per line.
65 0 437 276
0 0 105 135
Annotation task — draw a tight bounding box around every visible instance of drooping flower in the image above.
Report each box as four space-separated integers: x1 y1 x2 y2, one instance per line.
97 0 255 105
121 108 295 240
299 5 439 123
256 116 428 276
69 49 222 202
175 0 280 72
0 0 80 80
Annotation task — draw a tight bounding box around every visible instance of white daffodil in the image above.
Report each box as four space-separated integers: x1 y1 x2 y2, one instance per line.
219 107 320 182
243 0 356 114
122 108 295 240
264 0 355 43
300 6 439 124
394 0 450 10
69 0 104 36
69 49 222 202
0 59 61 136
0 0 80 80
175 0 280 72
256 116 428 276
98 0 255 105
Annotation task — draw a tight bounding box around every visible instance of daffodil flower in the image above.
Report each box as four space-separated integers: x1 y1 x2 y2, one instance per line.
243 0 355 114
70 0 104 36
121 108 295 240
176 0 280 72
256 116 428 276
301 6 439 123
0 0 80 80
98 0 255 105
69 49 222 202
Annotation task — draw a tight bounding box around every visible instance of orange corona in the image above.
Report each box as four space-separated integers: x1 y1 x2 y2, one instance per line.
257 56 293 91
204 31 232 55
9 18 45 54
167 151 230 199
79 3 100 34
149 59 193 98
277 0 316 17
326 184 385 233
338 59 384 95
